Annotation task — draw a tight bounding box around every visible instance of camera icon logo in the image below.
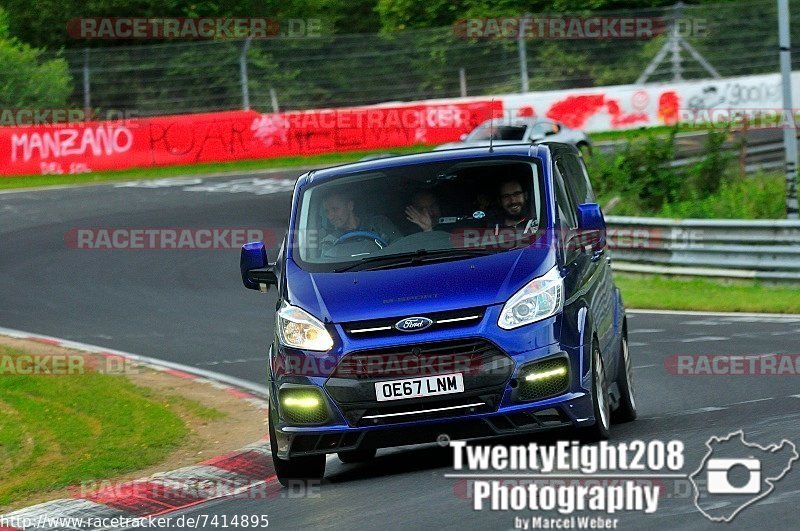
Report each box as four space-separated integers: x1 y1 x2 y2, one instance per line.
706 458 761 494
690 430 798 522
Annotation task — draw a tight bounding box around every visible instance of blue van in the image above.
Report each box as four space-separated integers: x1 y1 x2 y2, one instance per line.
240 143 636 485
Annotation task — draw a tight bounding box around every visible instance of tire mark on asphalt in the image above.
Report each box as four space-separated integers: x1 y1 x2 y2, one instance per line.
648 395 792 419
196 357 266 366
679 336 728 342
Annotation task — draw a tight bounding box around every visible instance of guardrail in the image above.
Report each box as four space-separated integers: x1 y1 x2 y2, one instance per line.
606 216 800 281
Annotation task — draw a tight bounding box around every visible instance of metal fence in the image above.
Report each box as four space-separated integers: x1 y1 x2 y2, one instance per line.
41 0 800 117
607 216 800 281
596 127 800 175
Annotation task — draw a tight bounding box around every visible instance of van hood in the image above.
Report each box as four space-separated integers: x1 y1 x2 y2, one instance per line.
285 246 557 324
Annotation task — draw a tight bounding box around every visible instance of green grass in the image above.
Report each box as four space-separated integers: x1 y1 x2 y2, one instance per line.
600 172 787 219
0 344 212 507
163 394 225 421
589 125 679 142
657 173 786 219
615 273 800 313
0 145 432 191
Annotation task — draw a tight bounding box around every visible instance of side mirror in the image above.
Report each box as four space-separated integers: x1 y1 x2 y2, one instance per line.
240 241 278 292
576 203 606 252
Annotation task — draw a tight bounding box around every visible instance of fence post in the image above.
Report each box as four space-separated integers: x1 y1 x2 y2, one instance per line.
83 48 91 120
459 67 467 97
239 37 252 111
738 119 749 175
670 2 684 82
778 0 799 219
269 88 280 113
518 13 530 93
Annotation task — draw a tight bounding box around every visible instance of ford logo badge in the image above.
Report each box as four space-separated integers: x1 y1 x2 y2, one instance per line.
394 316 433 332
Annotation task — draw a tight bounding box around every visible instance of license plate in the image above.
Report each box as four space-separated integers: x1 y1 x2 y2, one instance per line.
375 373 464 402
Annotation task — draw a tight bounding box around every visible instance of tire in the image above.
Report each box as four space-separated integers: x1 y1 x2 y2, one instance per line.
338 448 377 464
580 341 611 442
269 413 326 487
612 331 637 423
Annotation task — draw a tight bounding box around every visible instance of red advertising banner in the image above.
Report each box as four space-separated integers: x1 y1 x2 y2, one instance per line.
0 101 500 176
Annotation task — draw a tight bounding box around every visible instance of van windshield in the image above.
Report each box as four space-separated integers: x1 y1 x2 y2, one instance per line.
292 158 546 272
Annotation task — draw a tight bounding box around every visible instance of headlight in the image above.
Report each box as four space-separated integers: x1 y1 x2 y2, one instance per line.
498 266 563 330
276 302 334 351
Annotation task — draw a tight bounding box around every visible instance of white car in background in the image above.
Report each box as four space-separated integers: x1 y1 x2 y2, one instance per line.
436 117 592 155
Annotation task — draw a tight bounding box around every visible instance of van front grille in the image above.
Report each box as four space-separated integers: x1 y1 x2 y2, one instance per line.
342 307 485 338
325 338 514 426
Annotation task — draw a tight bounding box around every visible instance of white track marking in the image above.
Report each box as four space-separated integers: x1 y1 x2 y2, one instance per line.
115 177 203 188
184 177 296 195
653 406 728 419
730 397 775 406
680 320 730 326
196 357 265 366
629 309 800 319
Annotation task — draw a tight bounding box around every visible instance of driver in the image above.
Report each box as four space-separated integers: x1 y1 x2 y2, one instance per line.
320 191 401 256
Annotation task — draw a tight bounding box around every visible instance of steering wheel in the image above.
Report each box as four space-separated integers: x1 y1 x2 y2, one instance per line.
334 230 388 249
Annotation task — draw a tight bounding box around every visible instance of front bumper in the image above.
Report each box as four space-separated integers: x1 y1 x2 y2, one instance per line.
270 307 595 459
271 348 595 458
271 390 595 458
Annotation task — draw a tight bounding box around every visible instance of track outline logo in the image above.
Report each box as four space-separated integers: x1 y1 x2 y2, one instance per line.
689 430 799 522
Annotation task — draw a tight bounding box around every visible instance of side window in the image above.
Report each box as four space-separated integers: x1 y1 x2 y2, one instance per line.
553 159 578 229
529 121 559 138
558 153 595 205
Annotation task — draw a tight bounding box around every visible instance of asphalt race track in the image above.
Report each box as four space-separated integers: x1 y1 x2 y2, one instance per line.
2 173 799 530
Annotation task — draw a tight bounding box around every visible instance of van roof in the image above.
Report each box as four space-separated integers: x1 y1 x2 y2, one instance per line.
301 143 574 186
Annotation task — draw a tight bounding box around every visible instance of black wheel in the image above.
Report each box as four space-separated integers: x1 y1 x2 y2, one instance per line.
338 448 377 464
580 341 611 442
269 413 326 487
612 331 637 423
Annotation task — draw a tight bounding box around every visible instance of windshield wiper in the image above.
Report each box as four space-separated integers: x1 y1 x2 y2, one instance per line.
333 248 495 273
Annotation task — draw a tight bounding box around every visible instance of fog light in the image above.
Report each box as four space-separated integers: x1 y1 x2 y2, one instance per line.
518 358 569 401
525 366 567 382
279 388 328 425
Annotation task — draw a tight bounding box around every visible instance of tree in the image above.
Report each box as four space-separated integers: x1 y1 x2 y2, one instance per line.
0 7 72 108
